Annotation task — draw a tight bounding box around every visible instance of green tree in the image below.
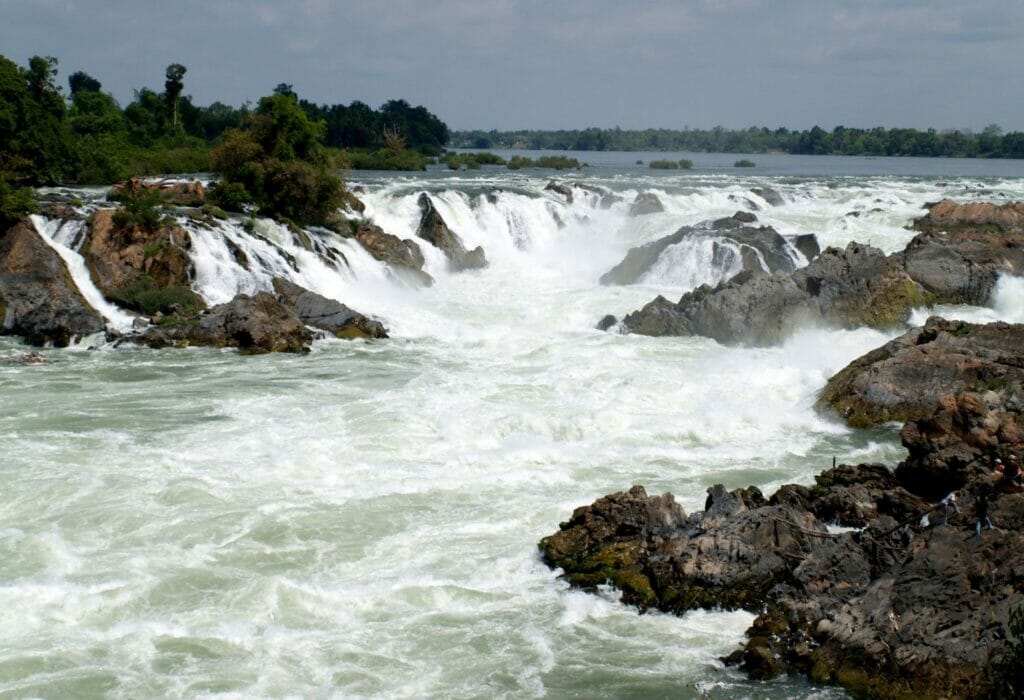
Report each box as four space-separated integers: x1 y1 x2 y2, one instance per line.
164 63 187 129
68 70 102 96
209 93 344 226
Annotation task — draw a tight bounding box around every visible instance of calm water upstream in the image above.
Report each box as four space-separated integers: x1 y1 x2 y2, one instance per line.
3 153 1024 698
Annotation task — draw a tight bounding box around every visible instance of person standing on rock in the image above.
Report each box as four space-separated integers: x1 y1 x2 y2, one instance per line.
973 492 994 538
939 490 960 525
1003 455 1022 486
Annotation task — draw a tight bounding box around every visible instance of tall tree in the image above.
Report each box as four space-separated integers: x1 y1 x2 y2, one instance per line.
68 70 102 96
164 63 187 128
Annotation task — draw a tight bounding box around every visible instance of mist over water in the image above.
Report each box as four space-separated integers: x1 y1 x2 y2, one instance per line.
3 156 1023 698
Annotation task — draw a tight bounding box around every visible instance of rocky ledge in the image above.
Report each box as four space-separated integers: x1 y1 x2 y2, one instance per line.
541 454 1023 698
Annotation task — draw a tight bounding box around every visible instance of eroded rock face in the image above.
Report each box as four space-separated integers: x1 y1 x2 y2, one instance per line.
416 193 487 272
599 213 805 286
137 292 312 353
85 209 199 307
108 177 206 207
793 242 933 329
271 277 387 340
897 392 1022 499
344 220 433 287
817 317 1024 427
541 468 1023 699
0 219 105 346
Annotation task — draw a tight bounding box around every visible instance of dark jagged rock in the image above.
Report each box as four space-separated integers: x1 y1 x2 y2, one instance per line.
272 277 387 340
817 316 1024 427
136 292 311 354
542 464 1024 699
897 199 1024 305
341 190 366 214
544 181 573 203
792 242 933 329
599 213 801 286
751 187 784 207
345 220 433 287
108 177 205 207
622 271 820 345
0 219 105 346
573 182 623 209
596 314 618 331
628 192 664 216
791 233 821 262
620 241 931 346
416 193 487 272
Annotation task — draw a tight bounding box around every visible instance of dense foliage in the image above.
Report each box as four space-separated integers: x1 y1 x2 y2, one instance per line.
0 52 453 191
994 605 1024 698
453 125 1024 158
208 94 345 226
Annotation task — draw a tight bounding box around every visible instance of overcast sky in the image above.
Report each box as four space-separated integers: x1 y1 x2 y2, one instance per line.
2 0 1022 132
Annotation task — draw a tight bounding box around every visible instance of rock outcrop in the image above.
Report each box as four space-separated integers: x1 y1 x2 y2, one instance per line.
618 242 932 345
84 209 200 309
135 291 312 353
271 277 387 340
897 199 1024 305
599 213 808 286
817 316 1024 427
416 193 487 272
628 192 664 216
897 392 1022 499
542 464 1023 699
345 220 433 287
0 219 105 346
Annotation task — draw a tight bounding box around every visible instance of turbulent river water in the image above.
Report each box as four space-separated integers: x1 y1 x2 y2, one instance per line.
3 153 1024 698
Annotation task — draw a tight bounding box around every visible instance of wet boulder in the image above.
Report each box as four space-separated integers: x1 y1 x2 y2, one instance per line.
544 181 573 203
138 291 312 353
751 187 784 207
272 277 387 340
599 213 802 286
416 193 487 272
344 220 433 287
817 317 1024 428
793 242 933 329
628 192 664 216
897 199 1024 305
0 219 105 346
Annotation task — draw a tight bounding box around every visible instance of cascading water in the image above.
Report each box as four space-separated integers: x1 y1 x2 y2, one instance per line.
4 158 1024 698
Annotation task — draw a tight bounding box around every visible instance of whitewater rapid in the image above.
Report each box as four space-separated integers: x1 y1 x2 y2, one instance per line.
3 162 1024 698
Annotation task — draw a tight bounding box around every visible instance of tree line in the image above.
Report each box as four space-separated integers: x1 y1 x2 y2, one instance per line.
0 53 452 189
453 125 1024 159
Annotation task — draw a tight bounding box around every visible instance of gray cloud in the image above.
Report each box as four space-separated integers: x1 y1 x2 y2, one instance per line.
0 0 1020 131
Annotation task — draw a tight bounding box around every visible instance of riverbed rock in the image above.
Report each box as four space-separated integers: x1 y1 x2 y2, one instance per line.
599 213 802 286
792 242 933 329
416 193 487 272
790 233 821 262
628 192 664 216
619 240 932 346
108 177 206 207
896 392 1022 499
346 220 433 287
544 181 573 203
271 277 387 340
817 316 1024 428
84 208 202 311
137 291 312 353
542 465 1023 699
751 187 785 207
897 199 1024 305
0 219 105 346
